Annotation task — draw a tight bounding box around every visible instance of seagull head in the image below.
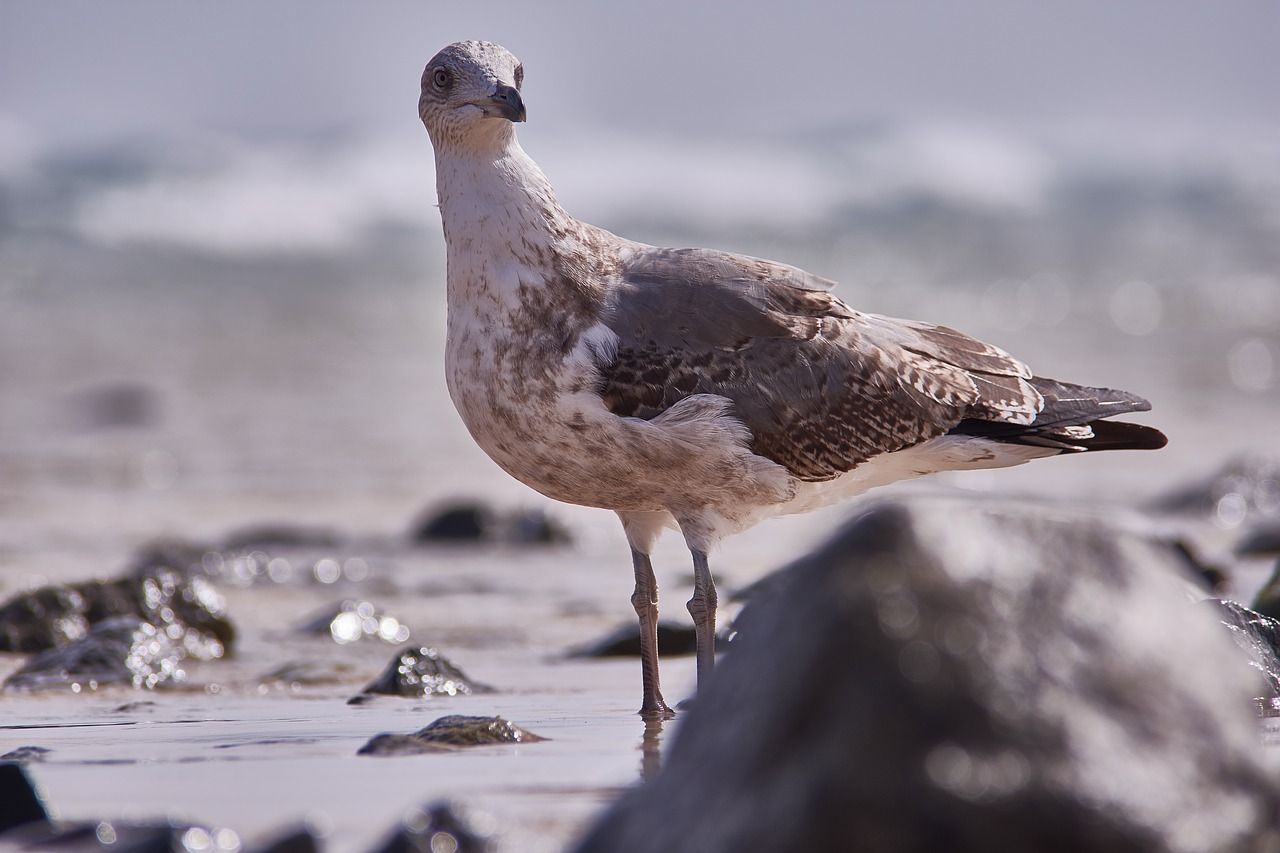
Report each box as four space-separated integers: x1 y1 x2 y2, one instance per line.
420 41 527 146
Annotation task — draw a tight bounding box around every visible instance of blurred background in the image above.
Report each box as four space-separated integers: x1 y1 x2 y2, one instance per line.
2 0 1278 573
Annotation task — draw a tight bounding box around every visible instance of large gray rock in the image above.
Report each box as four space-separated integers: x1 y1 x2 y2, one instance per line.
574 498 1280 853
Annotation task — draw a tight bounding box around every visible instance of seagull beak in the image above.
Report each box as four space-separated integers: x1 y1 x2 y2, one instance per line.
485 84 527 123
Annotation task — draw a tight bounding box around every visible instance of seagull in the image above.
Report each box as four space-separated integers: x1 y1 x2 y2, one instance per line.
418 40 1168 719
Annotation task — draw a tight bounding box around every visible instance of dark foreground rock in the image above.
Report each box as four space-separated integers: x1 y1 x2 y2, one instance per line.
1 762 485 852
351 646 492 702
370 802 489 853
1211 599 1280 713
0 762 48 834
358 715 547 756
0 762 274 851
574 498 1280 853
0 565 234 655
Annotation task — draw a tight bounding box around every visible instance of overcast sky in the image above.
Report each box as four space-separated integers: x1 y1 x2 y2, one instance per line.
2 0 1278 154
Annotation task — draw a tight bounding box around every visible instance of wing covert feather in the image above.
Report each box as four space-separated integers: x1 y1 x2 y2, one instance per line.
598 247 1045 480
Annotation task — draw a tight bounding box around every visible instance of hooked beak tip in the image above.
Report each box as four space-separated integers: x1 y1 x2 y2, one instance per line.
489 84 526 123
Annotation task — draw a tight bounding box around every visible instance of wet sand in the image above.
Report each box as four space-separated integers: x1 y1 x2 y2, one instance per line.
5 476 1279 851
0 508 833 851
1 243 1277 850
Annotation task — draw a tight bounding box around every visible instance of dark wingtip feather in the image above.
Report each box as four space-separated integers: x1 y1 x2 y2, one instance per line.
1077 419 1168 452
950 416 1168 453
949 375 1168 454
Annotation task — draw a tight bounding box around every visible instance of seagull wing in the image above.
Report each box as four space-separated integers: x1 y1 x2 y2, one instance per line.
598 247 1161 481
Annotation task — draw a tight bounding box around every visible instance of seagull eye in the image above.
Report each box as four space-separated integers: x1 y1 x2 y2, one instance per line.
514 65 524 89
432 67 452 90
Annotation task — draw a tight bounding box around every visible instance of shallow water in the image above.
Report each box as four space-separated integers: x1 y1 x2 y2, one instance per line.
0 537 707 852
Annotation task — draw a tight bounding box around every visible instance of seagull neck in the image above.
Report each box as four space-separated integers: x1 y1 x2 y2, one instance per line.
435 133 573 247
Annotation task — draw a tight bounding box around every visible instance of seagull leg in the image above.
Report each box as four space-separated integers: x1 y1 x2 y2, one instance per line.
630 548 674 720
687 549 718 688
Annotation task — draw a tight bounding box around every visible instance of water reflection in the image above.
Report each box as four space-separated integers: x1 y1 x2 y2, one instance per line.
640 716 665 781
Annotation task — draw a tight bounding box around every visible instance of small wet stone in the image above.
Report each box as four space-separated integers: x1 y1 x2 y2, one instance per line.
569 621 727 658
412 502 572 546
358 715 546 755
352 646 492 701
0 746 51 763
370 802 490 853
112 700 158 713
5 617 195 691
0 565 234 657
297 600 411 645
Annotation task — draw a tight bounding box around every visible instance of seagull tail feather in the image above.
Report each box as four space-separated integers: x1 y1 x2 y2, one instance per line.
948 376 1168 453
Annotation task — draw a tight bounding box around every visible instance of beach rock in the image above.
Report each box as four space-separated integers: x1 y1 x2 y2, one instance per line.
0 586 92 652
0 747 51 763
111 700 157 713
412 502 572 546
0 762 48 834
1238 524 1280 557
352 646 492 701
359 715 547 756
1153 455 1280 528
4 617 191 691
570 621 727 657
1253 562 1280 621
574 498 1280 853
297 600 410 644
0 566 234 656
415 504 487 541
1210 599 1280 713
370 802 490 853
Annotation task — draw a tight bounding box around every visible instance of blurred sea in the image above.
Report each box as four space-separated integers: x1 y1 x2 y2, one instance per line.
1 122 1278 571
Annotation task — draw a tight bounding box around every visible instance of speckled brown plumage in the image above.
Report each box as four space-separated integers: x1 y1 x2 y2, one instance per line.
419 40 1168 720
596 247 1055 481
